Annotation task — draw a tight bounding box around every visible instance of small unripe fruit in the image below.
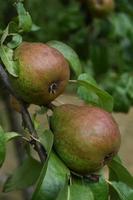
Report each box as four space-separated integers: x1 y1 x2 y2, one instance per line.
88 0 115 17
50 104 121 175
10 42 70 105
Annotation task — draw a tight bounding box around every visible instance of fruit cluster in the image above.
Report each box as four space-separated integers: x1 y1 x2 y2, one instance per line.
10 42 121 175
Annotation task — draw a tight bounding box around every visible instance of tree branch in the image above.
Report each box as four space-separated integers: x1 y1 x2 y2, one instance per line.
0 64 47 163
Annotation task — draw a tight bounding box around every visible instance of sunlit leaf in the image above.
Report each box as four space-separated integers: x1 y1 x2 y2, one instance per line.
0 25 9 45
7 34 22 49
47 40 82 77
5 132 20 142
15 2 32 32
0 45 18 77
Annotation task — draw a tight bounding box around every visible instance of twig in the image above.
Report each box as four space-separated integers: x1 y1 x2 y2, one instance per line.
0 64 46 163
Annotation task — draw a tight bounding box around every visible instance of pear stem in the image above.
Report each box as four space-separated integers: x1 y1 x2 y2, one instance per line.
0 64 46 163
46 103 56 111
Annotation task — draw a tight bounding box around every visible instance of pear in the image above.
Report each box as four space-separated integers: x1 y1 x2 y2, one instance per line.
10 42 70 105
88 0 115 17
50 104 121 175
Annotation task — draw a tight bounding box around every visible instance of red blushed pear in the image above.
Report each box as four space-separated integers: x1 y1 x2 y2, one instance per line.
10 42 70 105
88 0 115 17
50 104 121 175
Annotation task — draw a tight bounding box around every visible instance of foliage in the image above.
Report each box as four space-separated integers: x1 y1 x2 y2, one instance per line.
0 1 133 200
1 0 133 111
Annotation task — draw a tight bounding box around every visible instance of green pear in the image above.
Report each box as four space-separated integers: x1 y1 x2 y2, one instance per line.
10 42 70 105
88 0 115 17
50 104 121 175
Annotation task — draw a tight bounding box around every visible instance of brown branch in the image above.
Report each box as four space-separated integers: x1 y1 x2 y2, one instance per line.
0 64 47 163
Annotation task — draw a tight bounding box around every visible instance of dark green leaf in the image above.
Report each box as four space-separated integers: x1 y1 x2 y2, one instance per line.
0 45 18 77
108 158 133 188
15 2 32 32
77 73 114 112
3 156 42 192
8 21 18 33
89 176 108 200
113 86 131 113
109 182 121 200
31 130 54 200
32 152 70 200
0 126 6 167
90 44 109 75
7 34 22 49
109 181 133 200
47 40 82 77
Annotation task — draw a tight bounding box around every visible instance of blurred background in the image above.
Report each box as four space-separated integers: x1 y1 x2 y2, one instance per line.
0 0 133 199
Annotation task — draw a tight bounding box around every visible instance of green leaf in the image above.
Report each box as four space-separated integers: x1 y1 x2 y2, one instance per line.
7 34 22 49
3 156 42 192
0 126 6 167
39 129 54 153
127 76 133 101
109 13 133 38
0 24 9 45
113 86 131 113
32 152 70 200
70 178 94 200
109 182 121 200
31 24 40 32
109 181 133 200
56 177 70 200
0 45 18 77
15 2 32 32
5 132 20 142
56 176 96 200
47 40 82 77
32 130 54 200
90 44 109 75
77 73 114 112
108 158 133 188
89 176 108 200
77 86 99 106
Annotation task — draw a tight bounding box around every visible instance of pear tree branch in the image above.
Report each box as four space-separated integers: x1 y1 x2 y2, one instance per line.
0 64 46 163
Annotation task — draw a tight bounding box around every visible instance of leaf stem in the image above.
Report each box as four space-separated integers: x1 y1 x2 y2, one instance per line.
0 64 46 163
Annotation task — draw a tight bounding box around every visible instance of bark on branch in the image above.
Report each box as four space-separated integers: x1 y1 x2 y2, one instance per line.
0 64 46 163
